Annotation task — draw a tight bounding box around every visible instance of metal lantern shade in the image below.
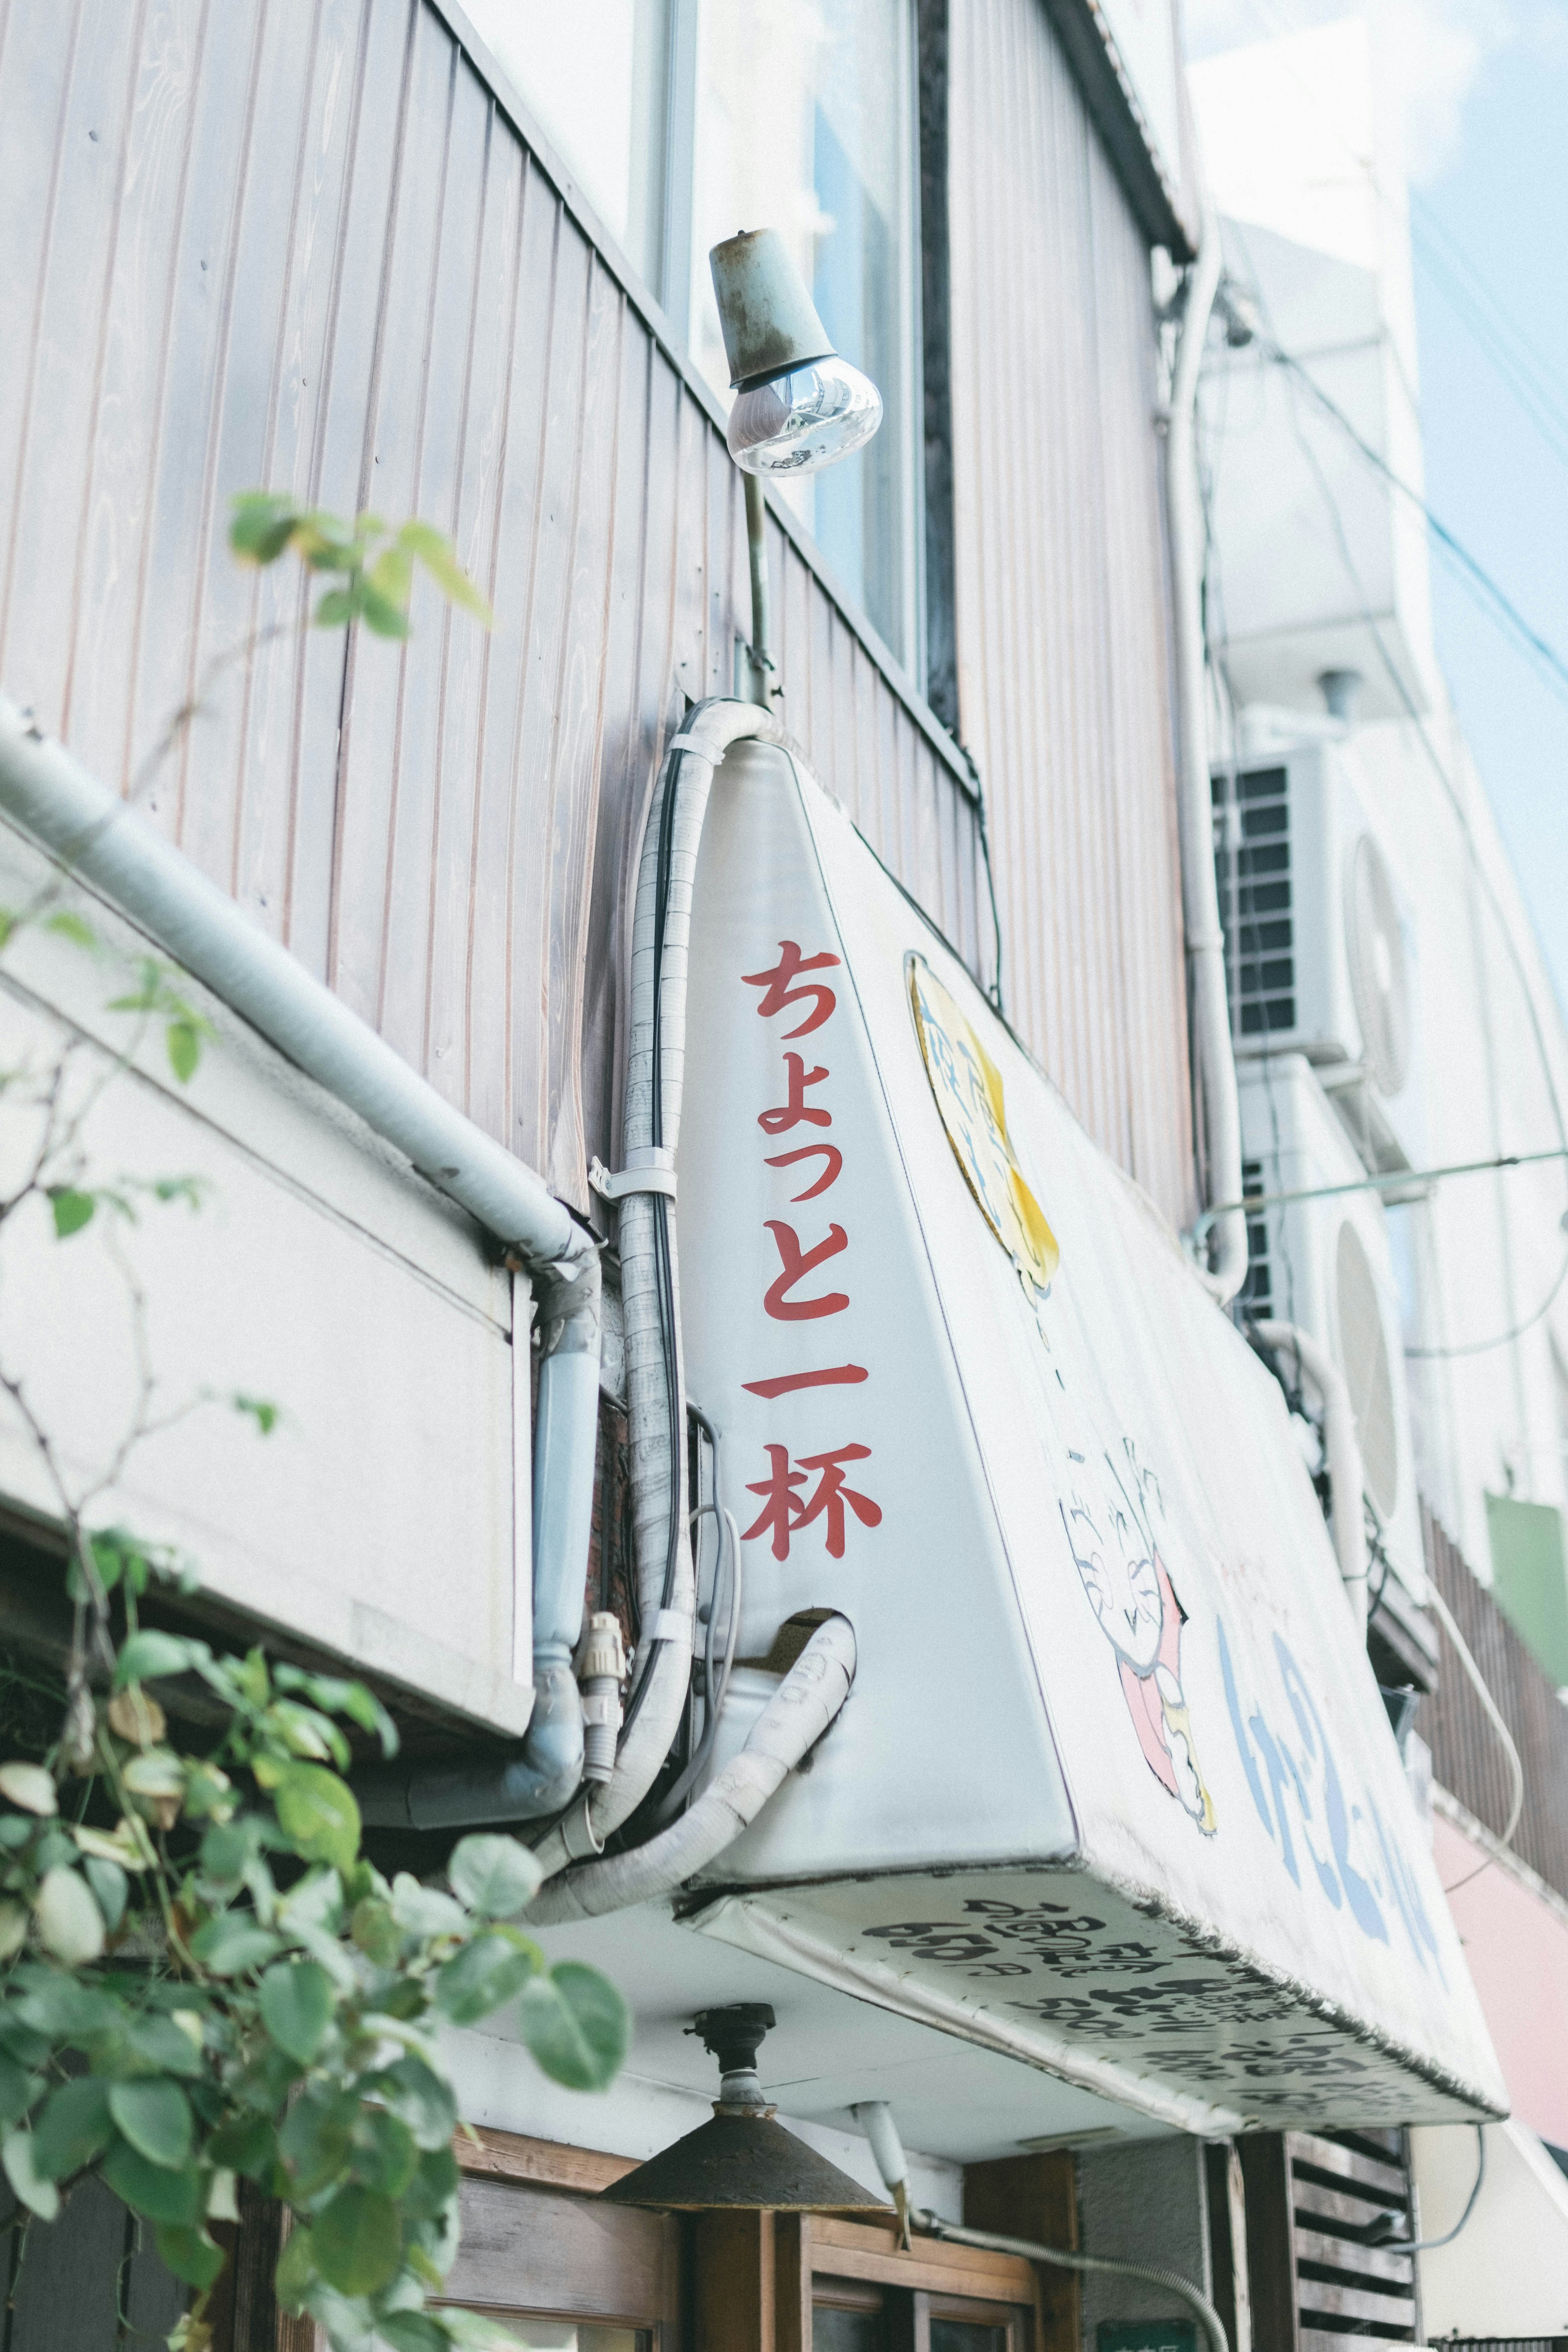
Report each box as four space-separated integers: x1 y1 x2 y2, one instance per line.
598 2003 891 2216
599 2110 891 2214
709 229 835 390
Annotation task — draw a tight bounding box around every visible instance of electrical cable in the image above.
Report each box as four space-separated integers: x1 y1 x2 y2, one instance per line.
1369 2123 1486 2254
1256 336 1568 710
618 739 687 1745
1405 1234 1568 1359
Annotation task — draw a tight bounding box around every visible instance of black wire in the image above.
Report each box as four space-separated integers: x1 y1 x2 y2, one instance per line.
619 743 687 1744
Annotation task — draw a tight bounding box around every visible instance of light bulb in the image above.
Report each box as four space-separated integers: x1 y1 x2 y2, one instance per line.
726 357 883 475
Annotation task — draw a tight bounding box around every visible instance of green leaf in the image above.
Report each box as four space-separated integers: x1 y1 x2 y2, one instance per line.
166 1019 201 1083
390 1875 466 1941
400 2142 459 2223
278 2084 357 2196
101 2139 203 2225
33 2078 114 2180
312 2185 401 2297
113 1629 205 1688
314 586 362 629
274 1666 398 1757
447 1835 541 1920
359 586 412 639
33 1865 106 1964
516 1962 629 2092
366 545 413 612
439 2313 529 2351
2 2129 60 2220
0 1762 58 1815
206 2111 275 2179
82 1855 128 1933
0 2048 35 2129
154 2221 227 2290
229 492 301 564
107 2078 193 2169
349 1900 400 1966
0 1900 27 1963
274 2221 316 2313
48 1186 96 1238
434 1932 539 2027
377 2315 450 2352
13 1974 123 2040
349 2105 417 2198
44 911 96 948
188 1913 282 1976
258 1959 334 2067
374 2054 456 2152
397 522 495 625
232 1394 279 1436
272 1764 361 1873
123 2009 205 2079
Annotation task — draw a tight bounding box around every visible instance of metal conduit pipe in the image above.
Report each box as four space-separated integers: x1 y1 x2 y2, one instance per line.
1167 198 1247 1307
526 1613 854 1921
531 695 784 1879
915 2215 1229 2352
852 2099 1228 2352
0 694 600 1818
1251 1318 1370 1622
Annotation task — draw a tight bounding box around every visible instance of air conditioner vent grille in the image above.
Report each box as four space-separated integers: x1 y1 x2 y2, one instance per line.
1216 764 1296 1039
1336 1219 1400 1523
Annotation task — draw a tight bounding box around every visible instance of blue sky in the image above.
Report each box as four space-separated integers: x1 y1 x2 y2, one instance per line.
1186 1 1568 1014
1412 15 1568 1016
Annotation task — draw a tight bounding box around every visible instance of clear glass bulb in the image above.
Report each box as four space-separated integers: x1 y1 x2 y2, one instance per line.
726 357 883 475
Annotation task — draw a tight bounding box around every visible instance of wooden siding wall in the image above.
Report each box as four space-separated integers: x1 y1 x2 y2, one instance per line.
1422 1506 1568 1903
0 0 987 1212
948 0 1196 1228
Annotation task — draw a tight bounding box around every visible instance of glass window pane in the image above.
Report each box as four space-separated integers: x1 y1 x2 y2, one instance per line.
930 2323 1008 2352
813 2304 886 2351
689 0 919 664
444 2323 646 2352
457 2 670 287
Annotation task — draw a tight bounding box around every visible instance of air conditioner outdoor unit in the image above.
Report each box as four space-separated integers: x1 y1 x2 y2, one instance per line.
1238 1056 1429 1630
1216 742 1424 1180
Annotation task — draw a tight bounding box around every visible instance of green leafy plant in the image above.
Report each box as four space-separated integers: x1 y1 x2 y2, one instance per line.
0 503 614 2351
0 1626 626 2352
229 496 494 639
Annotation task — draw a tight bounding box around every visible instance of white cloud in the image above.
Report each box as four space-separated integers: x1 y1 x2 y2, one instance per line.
1181 0 1528 183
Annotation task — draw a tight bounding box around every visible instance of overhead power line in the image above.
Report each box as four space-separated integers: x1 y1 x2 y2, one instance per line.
1258 336 1568 711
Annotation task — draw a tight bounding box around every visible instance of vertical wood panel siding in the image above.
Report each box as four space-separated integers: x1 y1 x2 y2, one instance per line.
0 0 985 1210
947 0 1195 1229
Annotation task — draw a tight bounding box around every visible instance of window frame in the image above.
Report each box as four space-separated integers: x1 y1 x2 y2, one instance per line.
429 0 952 734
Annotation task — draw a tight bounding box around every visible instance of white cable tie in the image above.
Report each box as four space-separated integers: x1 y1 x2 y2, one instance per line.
647 1609 693 1650
588 1152 677 1203
668 732 716 755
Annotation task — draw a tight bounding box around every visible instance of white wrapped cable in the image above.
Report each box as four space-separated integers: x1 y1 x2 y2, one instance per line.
532 697 782 1880
526 1613 855 1922
1252 1319 1370 1621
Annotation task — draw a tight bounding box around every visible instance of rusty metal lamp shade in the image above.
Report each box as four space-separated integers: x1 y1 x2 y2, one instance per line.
708 232 882 477
599 2005 892 2215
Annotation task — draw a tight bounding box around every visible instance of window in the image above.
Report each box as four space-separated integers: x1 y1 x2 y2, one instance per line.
460 0 924 673
813 2277 1031 2350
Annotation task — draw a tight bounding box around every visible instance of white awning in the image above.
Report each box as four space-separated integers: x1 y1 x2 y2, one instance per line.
1413 2121 1568 2338
677 741 1504 2134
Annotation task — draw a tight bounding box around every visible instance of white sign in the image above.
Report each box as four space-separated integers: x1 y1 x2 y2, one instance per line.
676 743 1503 2133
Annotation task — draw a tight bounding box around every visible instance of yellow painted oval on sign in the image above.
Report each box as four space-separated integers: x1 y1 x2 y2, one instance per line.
907 956 1058 1301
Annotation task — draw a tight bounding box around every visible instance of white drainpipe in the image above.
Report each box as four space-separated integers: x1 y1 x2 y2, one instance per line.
530 695 786 1879
0 694 600 1813
1167 194 1247 1307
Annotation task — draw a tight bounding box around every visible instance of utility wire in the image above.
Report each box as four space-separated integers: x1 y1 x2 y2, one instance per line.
1258 335 1568 710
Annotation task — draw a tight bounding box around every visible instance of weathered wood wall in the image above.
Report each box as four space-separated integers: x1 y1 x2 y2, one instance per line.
949 0 1196 1228
0 0 988 1211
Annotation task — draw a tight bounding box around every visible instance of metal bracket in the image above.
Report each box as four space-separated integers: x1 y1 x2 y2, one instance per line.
589 1152 677 1203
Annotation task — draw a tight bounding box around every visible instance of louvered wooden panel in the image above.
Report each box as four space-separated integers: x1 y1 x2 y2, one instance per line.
1292 2129 1419 2349
0 0 987 1213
